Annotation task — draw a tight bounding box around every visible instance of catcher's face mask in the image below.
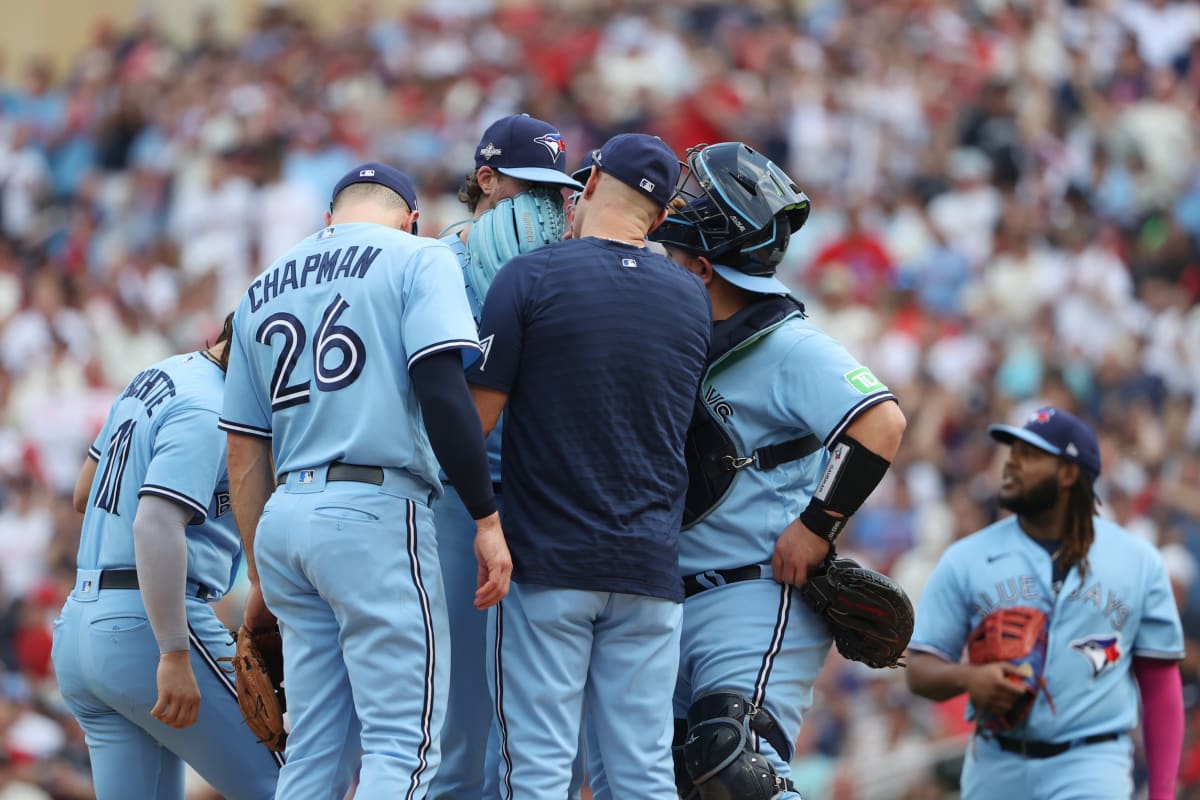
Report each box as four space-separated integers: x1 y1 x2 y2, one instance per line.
653 142 810 276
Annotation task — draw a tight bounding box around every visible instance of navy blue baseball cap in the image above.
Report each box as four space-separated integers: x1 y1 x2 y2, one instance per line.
474 114 583 189
570 133 682 208
988 407 1102 478
331 162 418 210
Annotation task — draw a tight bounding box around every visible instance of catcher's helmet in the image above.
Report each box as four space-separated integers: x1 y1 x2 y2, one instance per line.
652 142 809 294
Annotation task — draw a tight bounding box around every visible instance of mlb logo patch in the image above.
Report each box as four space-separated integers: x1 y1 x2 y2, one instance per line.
299 470 315 484
319 226 336 239
358 169 376 177
639 178 655 193
621 258 638 268
81 580 92 593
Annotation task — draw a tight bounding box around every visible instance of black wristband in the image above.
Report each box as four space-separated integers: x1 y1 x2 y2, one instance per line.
800 499 847 544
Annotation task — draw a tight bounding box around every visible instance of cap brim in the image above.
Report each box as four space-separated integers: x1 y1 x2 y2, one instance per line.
713 264 791 295
987 424 1063 457
498 166 583 190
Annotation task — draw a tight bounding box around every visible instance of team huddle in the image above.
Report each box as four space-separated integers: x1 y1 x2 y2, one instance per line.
51 114 1184 800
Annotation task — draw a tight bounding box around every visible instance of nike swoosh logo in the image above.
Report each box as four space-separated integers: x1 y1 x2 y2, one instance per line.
986 554 1010 563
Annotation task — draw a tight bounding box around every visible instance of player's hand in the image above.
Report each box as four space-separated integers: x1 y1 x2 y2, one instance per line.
152 650 201 729
243 581 275 632
772 517 833 587
474 512 512 609
963 662 1032 715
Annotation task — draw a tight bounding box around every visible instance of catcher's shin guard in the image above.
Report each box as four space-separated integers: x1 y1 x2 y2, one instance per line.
680 692 795 800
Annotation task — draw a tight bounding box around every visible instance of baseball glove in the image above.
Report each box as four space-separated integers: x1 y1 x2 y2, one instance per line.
229 624 287 752
465 186 566 296
800 556 914 669
967 606 1055 732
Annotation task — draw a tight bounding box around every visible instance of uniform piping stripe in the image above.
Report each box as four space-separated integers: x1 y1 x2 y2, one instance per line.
494 602 515 800
139 485 208 519
87 446 101 460
1132 649 1187 660
404 500 437 800
750 584 791 758
187 623 285 768
824 392 897 447
407 339 481 369
217 419 273 439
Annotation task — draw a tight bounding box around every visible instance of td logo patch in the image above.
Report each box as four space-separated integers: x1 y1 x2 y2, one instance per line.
844 367 884 395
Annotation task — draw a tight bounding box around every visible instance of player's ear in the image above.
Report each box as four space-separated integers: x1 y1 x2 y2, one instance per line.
407 209 420 235
477 166 498 195
695 256 717 286
646 207 669 236
582 166 599 199
1058 460 1081 489
324 210 333 227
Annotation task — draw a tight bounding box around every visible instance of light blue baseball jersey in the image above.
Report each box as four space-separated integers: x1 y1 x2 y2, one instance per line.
911 516 1185 740
441 232 502 483
681 311 895 576
220 222 480 489
79 351 238 597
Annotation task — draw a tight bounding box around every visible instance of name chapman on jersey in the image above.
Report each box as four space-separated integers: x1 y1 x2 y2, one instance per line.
248 245 382 311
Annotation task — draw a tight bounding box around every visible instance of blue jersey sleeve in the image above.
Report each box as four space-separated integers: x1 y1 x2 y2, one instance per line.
467 250 534 393
402 242 481 369
140 405 224 522
1133 548 1186 660
768 326 895 444
219 305 272 439
910 551 971 662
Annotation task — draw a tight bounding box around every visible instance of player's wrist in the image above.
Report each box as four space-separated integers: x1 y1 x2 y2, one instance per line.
158 646 191 660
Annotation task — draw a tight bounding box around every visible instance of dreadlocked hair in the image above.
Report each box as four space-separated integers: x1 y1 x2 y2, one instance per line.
214 312 235 373
1059 474 1100 581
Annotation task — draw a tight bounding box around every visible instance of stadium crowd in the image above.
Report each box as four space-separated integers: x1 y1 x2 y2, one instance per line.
0 0 1197 797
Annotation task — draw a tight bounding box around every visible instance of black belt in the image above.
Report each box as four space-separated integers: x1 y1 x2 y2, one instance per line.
99 569 212 600
683 564 769 599
993 732 1121 759
277 462 384 487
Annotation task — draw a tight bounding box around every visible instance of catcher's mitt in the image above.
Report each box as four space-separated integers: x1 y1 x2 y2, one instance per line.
967 606 1054 732
229 624 287 752
800 556 913 669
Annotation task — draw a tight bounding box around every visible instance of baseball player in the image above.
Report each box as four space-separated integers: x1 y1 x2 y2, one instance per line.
51 314 283 800
591 142 905 799
220 162 511 800
468 133 711 799
907 407 1185 800
429 113 582 800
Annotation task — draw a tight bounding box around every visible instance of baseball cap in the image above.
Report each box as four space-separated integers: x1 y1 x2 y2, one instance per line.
474 114 583 189
987 407 1102 478
331 162 419 211
570 133 682 208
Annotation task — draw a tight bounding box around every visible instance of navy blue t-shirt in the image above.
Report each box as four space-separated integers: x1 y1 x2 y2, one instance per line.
469 237 711 601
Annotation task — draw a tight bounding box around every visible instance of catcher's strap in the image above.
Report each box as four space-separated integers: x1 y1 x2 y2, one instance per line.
967 606 1056 732
465 186 566 296
799 555 913 669
223 624 288 753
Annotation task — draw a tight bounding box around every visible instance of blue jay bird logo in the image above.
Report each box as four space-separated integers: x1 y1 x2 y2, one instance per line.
1070 634 1122 678
534 133 566 161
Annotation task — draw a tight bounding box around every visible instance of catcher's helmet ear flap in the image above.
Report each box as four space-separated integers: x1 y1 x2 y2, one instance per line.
652 142 810 280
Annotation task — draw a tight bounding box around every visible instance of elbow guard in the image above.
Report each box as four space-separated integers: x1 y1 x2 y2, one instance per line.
799 434 892 543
